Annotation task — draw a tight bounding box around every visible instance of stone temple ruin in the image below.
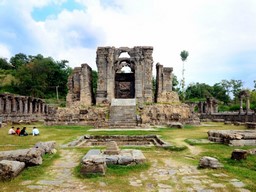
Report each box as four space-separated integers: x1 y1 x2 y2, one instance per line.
45 46 199 127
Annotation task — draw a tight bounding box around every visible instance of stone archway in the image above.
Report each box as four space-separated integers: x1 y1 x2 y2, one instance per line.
114 60 135 98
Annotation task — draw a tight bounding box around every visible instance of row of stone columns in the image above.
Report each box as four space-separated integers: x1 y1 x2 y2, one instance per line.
0 94 48 114
198 98 218 114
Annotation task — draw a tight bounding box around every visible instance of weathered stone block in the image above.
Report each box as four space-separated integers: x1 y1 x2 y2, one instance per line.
0 148 43 166
199 156 223 169
0 160 25 180
34 141 56 156
167 122 184 128
81 150 106 175
231 149 248 160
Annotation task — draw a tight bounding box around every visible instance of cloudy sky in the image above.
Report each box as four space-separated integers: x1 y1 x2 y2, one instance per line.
0 0 256 89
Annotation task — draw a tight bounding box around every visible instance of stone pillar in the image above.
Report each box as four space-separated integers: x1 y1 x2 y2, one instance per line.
239 97 243 113
38 101 41 114
42 103 45 113
80 64 93 106
0 96 4 113
19 98 23 113
142 47 153 103
96 47 109 104
5 96 11 114
12 97 17 113
28 98 33 114
155 63 163 102
163 67 173 92
24 99 28 114
246 96 250 113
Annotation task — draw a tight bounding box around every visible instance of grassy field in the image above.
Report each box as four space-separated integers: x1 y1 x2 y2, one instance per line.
0 122 256 191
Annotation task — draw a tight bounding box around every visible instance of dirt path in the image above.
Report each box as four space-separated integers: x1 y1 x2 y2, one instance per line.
21 146 250 192
24 149 88 192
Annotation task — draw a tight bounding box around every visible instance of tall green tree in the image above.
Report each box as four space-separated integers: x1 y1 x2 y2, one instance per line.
14 54 72 98
180 50 189 100
0 58 13 70
10 53 29 69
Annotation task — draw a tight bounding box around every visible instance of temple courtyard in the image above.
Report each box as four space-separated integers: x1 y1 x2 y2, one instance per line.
0 122 255 192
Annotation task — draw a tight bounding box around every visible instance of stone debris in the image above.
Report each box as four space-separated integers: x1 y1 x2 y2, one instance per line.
0 148 43 166
0 160 25 180
231 149 248 160
199 156 224 169
103 141 120 155
34 141 57 156
208 130 256 146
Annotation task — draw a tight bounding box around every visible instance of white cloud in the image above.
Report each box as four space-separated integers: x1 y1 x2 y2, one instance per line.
0 44 11 58
1 0 256 89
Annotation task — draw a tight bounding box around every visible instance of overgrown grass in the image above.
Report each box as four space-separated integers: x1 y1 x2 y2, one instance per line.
1 122 256 191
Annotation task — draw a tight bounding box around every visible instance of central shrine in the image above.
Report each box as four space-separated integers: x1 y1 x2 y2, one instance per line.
47 46 199 128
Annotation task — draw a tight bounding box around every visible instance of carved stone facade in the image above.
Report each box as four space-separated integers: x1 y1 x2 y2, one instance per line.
96 46 153 104
66 64 94 107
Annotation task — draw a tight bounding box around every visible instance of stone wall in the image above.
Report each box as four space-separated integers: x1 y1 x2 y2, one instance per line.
140 104 199 125
0 94 49 123
200 112 256 123
44 106 109 127
66 64 93 107
96 46 153 104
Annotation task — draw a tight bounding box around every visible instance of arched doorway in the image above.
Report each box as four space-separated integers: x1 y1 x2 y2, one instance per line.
114 60 135 98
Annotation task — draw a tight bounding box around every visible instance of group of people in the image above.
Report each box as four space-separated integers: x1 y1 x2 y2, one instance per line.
8 126 40 136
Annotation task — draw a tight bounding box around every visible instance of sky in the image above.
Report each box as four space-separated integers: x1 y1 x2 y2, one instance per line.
0 0 256 89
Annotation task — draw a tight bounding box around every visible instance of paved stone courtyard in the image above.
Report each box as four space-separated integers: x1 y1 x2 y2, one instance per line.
18 148 250 192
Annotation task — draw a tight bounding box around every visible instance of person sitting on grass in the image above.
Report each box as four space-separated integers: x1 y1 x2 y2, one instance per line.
15 127 21 135
32 127 40 136
19 127 28 136
8 127 16 135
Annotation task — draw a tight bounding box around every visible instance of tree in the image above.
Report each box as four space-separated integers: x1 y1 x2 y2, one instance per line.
14 54 72 98
220 79 243 102
10 53 29 69
0 58 13 70
180 50 189 100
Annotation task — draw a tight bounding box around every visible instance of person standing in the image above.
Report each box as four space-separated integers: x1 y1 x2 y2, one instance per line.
32 127 40 136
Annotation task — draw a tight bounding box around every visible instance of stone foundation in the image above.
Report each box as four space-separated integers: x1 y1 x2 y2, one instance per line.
208 130 256 146
65 135 170 147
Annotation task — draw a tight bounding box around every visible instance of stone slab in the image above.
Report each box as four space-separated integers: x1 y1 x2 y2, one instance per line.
111 99 136 106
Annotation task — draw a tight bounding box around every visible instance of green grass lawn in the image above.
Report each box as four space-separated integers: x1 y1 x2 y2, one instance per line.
0 122 256 191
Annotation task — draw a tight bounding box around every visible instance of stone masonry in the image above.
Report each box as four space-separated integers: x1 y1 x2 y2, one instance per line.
66 64 93 107
96 46 153 104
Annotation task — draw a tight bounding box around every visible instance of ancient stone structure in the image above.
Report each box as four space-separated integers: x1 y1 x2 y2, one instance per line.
80 144 146 175
66 64 94 107
155 63 179 103
46 46 200 127
96 46 153 104
199 93 256 123
208 130 256 146
238 90 251 114
0 93 50 123
198 97 218 114
65 135 171 148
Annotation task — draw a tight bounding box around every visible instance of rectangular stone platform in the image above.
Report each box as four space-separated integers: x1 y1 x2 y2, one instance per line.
109 99 137 128
208 130 256 146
